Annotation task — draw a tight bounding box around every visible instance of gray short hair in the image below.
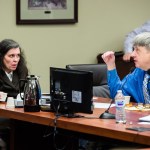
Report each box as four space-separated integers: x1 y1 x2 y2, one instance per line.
133 32 150 50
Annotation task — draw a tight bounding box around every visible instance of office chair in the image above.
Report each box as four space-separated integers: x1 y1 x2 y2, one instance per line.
66 64 110 98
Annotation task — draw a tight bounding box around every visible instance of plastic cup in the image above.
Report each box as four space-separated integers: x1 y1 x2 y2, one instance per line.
0 92 7 102
6 97 15 108
137 103 144 110
124 96 131 105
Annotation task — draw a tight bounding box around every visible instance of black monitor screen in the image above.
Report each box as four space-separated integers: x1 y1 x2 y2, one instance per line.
50 67 93 115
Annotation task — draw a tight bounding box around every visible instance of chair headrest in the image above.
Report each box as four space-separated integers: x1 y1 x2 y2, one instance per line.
66 64 107 86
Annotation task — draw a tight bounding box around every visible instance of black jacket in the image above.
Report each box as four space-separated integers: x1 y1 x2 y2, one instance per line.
0 70 27 98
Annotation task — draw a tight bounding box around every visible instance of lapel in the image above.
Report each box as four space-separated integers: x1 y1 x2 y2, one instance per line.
0 70 19 89
12 72 20 88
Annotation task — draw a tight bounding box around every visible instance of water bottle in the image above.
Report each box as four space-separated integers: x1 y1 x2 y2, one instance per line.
115 90 126 124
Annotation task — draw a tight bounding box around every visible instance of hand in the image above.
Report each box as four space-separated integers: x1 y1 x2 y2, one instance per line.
123 53 132 62
101 51 116 70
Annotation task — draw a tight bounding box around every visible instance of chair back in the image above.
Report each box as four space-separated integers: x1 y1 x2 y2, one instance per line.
66 64 107 86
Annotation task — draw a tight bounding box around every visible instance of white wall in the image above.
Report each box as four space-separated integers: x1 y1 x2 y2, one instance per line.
0 0 150 92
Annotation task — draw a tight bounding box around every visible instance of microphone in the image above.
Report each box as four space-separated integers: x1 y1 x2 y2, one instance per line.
99 67 135 119
99 99 115 119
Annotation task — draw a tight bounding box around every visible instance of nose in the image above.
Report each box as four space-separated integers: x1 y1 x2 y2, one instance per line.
131 50 136 58
13 55 20 62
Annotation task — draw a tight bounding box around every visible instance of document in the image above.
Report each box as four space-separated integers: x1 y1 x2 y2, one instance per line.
139 115 150 122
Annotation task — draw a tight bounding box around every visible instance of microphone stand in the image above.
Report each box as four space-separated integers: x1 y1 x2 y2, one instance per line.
99 99 115 119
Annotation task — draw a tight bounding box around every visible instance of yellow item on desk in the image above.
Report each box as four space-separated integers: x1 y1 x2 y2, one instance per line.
125 104 150 111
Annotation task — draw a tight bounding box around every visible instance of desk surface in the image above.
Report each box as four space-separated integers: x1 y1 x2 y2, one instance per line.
0 97 150 146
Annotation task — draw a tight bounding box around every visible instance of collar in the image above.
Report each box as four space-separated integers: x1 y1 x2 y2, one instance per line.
5 71 13 82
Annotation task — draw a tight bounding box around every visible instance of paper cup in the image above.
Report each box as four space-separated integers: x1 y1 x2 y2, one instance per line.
124 96 131 105
0 92 7 102
6 97 15 108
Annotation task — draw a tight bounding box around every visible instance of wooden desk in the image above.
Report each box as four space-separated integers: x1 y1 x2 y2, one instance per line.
0 97 150 147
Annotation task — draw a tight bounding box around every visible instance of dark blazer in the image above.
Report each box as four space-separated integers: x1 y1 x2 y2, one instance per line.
0 70 26 98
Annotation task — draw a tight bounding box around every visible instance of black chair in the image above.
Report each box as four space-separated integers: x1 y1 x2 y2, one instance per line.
66 64 110 98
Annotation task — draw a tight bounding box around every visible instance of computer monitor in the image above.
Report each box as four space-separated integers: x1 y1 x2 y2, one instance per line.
50 67 93 115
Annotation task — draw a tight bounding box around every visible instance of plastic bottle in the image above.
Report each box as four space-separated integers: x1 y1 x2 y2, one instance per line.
115 90 126 124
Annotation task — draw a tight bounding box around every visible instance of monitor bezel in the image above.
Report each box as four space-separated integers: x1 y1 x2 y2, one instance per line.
50 67 93 115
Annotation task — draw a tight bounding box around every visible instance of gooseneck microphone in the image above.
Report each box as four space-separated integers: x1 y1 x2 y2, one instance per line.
99 67 136 119
99 99 115 119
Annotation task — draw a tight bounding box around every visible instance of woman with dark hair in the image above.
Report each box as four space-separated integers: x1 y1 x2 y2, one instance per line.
0 39 28 98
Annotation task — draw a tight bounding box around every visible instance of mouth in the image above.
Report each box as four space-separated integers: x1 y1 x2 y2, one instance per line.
132 60 137 66
11 65 17 69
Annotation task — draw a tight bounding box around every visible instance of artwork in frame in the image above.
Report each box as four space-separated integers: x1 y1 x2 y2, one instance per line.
16 0 78 24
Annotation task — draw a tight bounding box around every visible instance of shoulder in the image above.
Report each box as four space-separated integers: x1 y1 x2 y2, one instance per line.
132 68 145 78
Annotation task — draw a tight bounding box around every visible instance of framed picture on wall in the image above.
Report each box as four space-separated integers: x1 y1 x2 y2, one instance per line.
16 0 78 24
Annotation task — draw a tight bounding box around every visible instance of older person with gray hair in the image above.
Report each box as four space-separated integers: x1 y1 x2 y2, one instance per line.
102 32 150 104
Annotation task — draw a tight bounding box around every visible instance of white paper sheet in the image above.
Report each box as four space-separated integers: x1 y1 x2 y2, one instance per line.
139 115 150 122
94 102 115 108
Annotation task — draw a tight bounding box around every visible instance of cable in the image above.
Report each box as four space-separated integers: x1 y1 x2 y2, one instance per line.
53 112 76 150
43 102 101 150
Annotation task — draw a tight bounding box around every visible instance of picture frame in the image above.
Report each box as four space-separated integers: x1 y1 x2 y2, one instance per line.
16 0 78 25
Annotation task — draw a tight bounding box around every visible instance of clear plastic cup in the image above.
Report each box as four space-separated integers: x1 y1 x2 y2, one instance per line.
0 92 7 102
124 96 131 105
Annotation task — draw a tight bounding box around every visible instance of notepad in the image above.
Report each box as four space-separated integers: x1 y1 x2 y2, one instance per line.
139 115 150 122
